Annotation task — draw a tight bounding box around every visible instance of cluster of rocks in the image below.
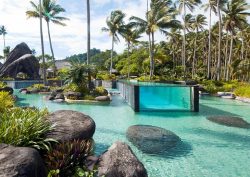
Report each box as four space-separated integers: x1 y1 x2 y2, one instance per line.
19 86 51 94
0 42 40 79
0 86 13 95
46 90 65 103
0 110 148 177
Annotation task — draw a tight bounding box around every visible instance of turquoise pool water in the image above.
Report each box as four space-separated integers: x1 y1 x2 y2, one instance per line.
16 92 250 177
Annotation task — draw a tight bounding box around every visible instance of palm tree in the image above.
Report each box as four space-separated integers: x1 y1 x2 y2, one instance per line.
202 0 227 79
192 14 207 78
223 0 250 81
0 26 7 51
26 0 69 74
121 24 141 78
86 0 91 89
130 0 180 79
177 0 201 75
102 10 126 75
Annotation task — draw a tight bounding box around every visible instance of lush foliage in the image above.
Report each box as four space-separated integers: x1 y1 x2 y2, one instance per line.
96 72 116 80
65 48 101 63
45 139 95 177
234 83 250 98
0 91 14 112
0 81 7 88
0 108 55 151
201 80 239 94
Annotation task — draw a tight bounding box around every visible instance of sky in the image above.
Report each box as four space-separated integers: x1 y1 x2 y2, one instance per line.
0 0 250 61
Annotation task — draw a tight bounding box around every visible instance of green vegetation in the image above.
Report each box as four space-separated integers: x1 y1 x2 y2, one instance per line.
0 91 14 112
0 81 7 88
0 108 55 151
234 83 250 98
45 139 96 177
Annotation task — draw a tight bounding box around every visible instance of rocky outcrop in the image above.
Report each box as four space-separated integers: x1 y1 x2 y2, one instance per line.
207 116 250 128
127 125 181 154
0 86 14 95
0 144 47 177
46 110 96 142
95 96 110 102
64 91 82 100
98 141 148 177
0 43 40 79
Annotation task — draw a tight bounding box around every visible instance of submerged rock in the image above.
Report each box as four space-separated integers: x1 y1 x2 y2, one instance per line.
98 141 148 177
46 110 95 142
0 144 47 177
207 116 250 129
126 125 180 154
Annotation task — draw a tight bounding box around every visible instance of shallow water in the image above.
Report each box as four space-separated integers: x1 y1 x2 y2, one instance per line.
16 92 250 177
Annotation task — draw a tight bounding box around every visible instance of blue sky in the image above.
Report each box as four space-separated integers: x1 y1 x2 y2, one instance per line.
0 0 249 61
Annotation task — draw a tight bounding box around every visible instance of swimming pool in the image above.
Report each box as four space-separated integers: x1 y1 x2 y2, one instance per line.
16 92 250 177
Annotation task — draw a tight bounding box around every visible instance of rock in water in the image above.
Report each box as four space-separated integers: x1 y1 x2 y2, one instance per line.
0 144 47 177
46 110 96 142
207 116 250 128
98 141 148 177
126 125 181 154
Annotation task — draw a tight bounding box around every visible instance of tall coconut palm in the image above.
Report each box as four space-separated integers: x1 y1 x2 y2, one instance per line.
177 0 201 75
202 0 227 79
26 0 69 74
86 0 91 89
130 0 180 79
192 14 207 78
0 26 7 51
102 10 126 75
223 0 250 81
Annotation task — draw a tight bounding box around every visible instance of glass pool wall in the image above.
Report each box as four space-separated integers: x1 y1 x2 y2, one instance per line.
117 81 199 112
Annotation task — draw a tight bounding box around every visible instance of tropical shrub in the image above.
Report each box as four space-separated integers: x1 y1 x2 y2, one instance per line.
0 81 7 88
0 91 14 112
28 84 46 90
234 83 250 98
0 108 55 151
92 86 108 97
45 139 95 177
96 72 116 80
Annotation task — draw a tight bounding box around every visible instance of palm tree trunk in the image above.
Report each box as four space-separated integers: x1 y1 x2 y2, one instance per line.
224 32 229 79
110 35 114 75
149 32 153 79
127 42 131 78
241 37 244 61
87 0 91 89
39 0 46 85
46 21 56 75
182 2 186 75
216 0 222 81
226 33 233 81
3 35 5 49
207 7 212 79
192 29 198 79
151 32 155 77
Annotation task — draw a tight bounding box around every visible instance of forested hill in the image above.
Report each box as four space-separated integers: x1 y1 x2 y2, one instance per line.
65 48 101 62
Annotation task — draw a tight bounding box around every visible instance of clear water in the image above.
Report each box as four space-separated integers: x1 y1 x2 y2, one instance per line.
140 86 191 111
15 91 250 177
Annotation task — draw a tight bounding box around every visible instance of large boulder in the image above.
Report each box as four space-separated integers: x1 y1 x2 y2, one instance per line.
0 144 47 177
64 91 82 100
0 86 14 95
126 125 180 154
0 43 40 79
207 116 250 128
98 141 148 177
46 110 95 142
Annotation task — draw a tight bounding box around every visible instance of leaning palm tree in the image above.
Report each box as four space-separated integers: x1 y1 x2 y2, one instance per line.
26 0 69 74
223 0 250 81
192 14 207 78
130 0 180 79
177 0 201 74
0 26 7 50
86 0 91 89
102 10 126 75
